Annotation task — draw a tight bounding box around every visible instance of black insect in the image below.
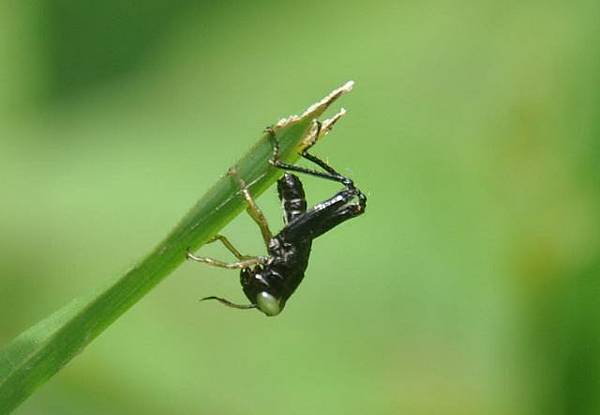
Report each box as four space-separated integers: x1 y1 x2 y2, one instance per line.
187 123 367 316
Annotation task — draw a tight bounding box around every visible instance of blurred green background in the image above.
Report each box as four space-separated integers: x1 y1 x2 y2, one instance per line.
2 1 600 414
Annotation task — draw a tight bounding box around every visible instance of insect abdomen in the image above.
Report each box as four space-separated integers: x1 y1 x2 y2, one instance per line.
277 173 307 224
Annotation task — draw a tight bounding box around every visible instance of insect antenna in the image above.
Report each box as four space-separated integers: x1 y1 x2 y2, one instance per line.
200 296 257 310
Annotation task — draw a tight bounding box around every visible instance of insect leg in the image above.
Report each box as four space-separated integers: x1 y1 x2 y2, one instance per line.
299 151 353 185
266 122 367 242
205 234 251 260
271 158 347 184
267 123 354 187
228 167 273 247
186 252 267 269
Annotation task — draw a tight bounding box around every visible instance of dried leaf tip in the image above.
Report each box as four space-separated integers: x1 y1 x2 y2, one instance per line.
275 81 355 128
300 81 354 119
301 108 348 149
322 108 347 133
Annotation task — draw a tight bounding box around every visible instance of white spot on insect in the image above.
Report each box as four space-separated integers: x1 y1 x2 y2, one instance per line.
255 274 268 285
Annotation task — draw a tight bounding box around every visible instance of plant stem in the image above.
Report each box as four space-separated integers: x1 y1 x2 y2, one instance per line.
0 82 353 414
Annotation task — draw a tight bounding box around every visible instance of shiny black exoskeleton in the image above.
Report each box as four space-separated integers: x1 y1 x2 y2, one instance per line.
239 173 311 311
187 125 367 316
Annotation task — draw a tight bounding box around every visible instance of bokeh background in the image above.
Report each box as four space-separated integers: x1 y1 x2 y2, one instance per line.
2 1 600 414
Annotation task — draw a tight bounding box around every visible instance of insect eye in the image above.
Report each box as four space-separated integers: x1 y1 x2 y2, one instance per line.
256 292 281 316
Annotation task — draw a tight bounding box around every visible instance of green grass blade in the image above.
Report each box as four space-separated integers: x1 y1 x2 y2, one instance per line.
0 81 354 414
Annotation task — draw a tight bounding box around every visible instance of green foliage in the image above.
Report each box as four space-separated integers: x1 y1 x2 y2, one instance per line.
0 83 352 414
3 1 600 414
